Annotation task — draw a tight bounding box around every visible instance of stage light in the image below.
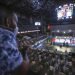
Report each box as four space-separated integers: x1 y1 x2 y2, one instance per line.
70 16 72 18
59 6 62 8
64 4 68 7
66 16 69 19
67 11 72 17
70 3 73 6
63 31 66 34
68 30 72 32
57 30 60 32
35 22 41 26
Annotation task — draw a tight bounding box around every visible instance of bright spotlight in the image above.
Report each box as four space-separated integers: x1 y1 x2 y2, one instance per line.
59 6 62 8
35 22 41 26
57 30 60 32
63 31 66 34
68 30 72 32
70 3 73 6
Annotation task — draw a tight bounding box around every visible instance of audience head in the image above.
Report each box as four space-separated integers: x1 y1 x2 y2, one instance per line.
0 7 18 34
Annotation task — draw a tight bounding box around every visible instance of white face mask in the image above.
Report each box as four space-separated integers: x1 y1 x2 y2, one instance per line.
14 26 19 36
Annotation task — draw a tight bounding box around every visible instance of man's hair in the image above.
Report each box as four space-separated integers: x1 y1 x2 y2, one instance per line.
0 7 17 31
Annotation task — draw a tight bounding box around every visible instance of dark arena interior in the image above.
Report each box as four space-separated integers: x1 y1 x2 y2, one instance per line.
0 0 74 75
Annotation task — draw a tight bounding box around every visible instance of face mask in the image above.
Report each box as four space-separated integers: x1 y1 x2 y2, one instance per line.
14 26 19 36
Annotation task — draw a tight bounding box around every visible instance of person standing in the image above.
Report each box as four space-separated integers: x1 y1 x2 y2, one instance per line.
0 8 29 75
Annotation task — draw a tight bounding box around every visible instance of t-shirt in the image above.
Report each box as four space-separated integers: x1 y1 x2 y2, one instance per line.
0 28 23 75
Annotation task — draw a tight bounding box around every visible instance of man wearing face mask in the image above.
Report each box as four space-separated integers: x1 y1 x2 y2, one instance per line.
0 8 29 75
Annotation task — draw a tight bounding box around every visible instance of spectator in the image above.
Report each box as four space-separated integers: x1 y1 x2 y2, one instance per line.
0 8 29 75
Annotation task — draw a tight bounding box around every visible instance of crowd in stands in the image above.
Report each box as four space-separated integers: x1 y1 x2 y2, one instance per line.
18 37 72 75
28 49 72 75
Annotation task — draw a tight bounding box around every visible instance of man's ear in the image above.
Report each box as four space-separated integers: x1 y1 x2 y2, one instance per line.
6 17 14 28
6 17 11 28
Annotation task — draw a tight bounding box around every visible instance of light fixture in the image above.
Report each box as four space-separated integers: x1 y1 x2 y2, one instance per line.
57 30 60 32
59 6 62 8
68 30 72 32
63 31 66 34
35 22 41 26
70 3 73 6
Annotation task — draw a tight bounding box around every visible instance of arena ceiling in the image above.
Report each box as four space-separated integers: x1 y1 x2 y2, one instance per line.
0 0 74 24
0 0 73 15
